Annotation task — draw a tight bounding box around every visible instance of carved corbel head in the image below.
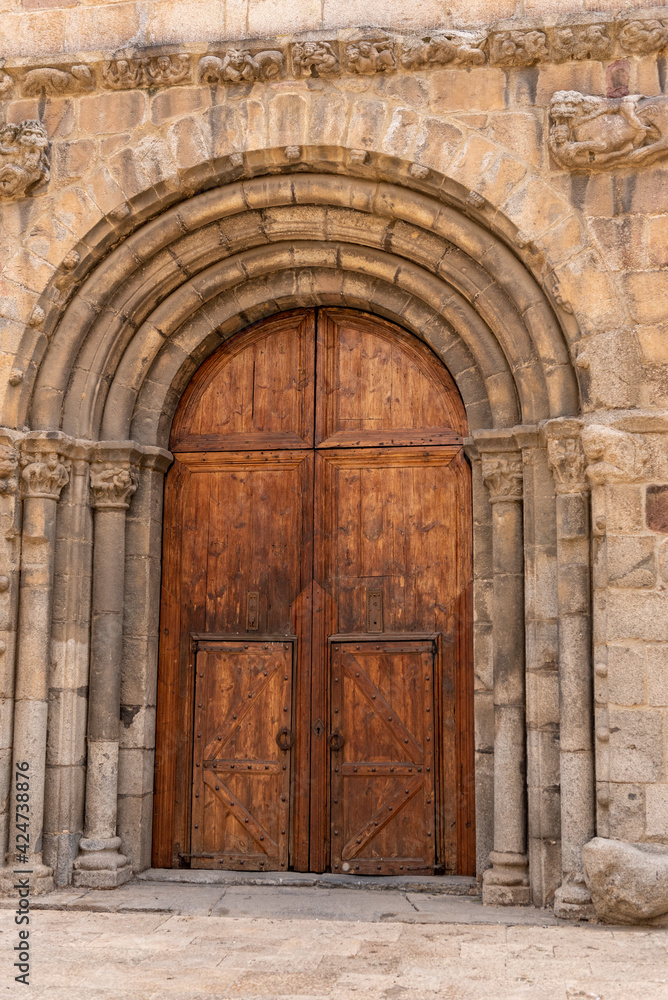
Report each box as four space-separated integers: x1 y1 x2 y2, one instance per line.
582 425 648 485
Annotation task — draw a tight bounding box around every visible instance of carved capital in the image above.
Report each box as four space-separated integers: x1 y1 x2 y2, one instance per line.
90 463 139 510
0 119 50 201
481 452 523 504
547 435 587 494
582 425 648 485
20 452 70 500
0 445 19 496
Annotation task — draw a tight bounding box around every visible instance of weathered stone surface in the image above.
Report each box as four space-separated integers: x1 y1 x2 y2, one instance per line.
583 837 668 925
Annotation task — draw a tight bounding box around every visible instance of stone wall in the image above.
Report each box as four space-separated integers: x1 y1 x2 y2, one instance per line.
3 2 668 59
0 0 667 922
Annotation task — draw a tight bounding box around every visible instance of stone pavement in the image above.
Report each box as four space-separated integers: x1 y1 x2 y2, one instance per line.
0 880 667 999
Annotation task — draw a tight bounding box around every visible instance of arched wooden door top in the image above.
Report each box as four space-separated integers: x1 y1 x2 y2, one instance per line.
170 309 468 453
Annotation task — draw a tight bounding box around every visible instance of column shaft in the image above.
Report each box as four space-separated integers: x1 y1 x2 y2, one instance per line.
73 458 138 888
547 428 595 919
0 446 70 895
480 449 530 906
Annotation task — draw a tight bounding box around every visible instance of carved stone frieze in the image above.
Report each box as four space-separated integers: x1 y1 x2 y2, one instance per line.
0 60 12 97
89 463 139 510
23 64 93 96
552 24 612 62
292 40 339 76
103 54 190 89
619 19 668 55
346 40 396 74
20 452 70 501
582 425 648 485
547 436 588 494
489 29 548 67
0 445 19 496
481 452 523 504
199 47 284 84
0 120 49 201
400 30 486 68
549 91 668 170
2 15 668 106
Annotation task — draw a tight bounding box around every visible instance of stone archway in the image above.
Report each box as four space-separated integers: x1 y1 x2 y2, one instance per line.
0 156 592 914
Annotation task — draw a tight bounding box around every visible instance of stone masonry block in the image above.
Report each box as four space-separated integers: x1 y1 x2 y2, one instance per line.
607 645 646 707
151 86 208 127
347 100 389 151
608 709 664 783
79 91 147 135
606 592 668 643
381 107 420 158
430 68 506 113
647 646 668 707
607 535 657 589
645 783 668 838
607 782 647 843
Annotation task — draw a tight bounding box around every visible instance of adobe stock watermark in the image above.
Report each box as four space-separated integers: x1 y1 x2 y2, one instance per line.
12 761 31 985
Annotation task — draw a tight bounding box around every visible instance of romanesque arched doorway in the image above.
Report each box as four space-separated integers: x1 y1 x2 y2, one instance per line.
152 308 475 876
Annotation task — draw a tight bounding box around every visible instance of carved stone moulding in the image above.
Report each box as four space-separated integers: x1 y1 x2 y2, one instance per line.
2 15 668 102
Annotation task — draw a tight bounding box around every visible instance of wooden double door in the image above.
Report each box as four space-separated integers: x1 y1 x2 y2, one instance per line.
153 309 474 876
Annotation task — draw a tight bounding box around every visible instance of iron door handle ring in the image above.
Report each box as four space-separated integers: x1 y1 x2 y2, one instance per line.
328 730 345 751
276 727 294 751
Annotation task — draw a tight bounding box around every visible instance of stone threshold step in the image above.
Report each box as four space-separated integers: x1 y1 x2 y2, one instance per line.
137 867 480 895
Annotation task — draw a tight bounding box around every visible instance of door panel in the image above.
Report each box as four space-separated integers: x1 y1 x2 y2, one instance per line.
191 641 293 870
172 310 316 452
314 448 463 635
316 310 467 446
177 450 313 635
330 640 436 875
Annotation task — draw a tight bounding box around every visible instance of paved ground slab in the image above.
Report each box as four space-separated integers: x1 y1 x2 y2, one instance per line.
0 901 667 1000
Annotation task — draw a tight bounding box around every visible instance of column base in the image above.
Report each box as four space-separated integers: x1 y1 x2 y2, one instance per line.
72 836 132 889
0 858 54 896
553 881 596 921
482 851 531 907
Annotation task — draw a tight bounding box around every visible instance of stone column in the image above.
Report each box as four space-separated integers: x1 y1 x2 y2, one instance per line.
0 434 21 874
0 439 70 895
480 447 530 906
73 452 139 888
545 421 595 920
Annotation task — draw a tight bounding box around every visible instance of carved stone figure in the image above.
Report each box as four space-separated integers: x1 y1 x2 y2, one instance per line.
547 436 587 494
400 31 486 68
20 452 70 500
582 425 647 485
90 464 139 510
199 48 283 84
490 30 548 66
0 60 12 96
346 40 395 74
102 58 143 90
292 41 339 76
144 54 190 87
552 25 612 62
619 19 668 55
0 120 50 200
0 445 18 496
22 64 93 96
549 90 668 169
481 453 523 503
